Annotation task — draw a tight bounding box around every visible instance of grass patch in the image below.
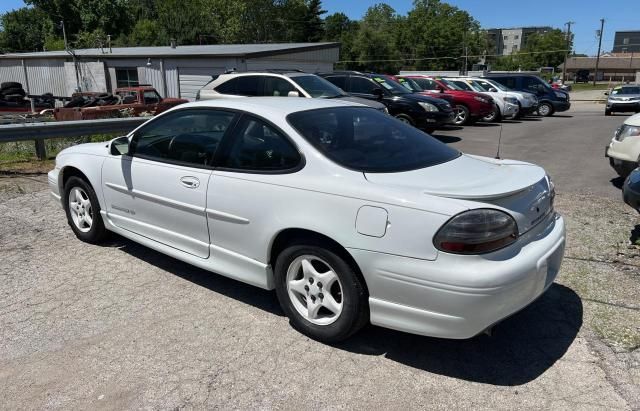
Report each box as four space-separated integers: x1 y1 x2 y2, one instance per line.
0 134 117 172
570 83 614 92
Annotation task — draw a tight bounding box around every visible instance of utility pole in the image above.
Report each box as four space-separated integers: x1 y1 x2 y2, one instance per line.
61 20 81 92
593 19 605 86
562 21 575 83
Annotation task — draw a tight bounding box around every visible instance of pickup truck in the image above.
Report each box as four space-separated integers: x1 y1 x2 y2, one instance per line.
53 86 187 121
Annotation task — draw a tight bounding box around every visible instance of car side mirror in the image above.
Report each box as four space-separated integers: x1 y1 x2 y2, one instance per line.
604 92 609 95
110 136 130 156
489 87 497 92
372 88 384 99
287 91 301 97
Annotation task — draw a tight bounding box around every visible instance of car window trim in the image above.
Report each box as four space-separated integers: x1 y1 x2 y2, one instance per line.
129 107 241 170
212 112 306 175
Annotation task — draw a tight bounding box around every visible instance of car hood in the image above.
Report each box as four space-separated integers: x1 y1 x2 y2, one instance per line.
59 141 109 157
364 154 553 234
335 95 385 109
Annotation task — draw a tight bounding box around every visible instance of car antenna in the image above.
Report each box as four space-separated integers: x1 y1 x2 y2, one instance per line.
495 124 503 159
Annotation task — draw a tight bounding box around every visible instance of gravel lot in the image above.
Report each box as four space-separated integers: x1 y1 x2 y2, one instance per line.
1 103 639 409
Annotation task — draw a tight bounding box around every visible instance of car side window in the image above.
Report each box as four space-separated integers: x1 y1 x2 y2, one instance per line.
263 76 297 96
350 77 377 94
497 77 516 89
215 76 262 96
221 116 301 171
414 78 438 90
523 78 544 94
324 75 346 90
132 109 236 167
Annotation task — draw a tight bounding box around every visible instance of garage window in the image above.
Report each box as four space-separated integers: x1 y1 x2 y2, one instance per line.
116 68 139 88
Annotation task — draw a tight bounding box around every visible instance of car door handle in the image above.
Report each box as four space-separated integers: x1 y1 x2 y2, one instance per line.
180 176 200 189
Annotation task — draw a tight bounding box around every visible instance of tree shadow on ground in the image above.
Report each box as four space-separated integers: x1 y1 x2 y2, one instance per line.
332 284 582 386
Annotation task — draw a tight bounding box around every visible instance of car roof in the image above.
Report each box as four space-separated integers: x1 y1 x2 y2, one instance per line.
170 97 367 117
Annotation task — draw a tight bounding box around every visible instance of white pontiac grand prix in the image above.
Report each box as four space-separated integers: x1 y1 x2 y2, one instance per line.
49 97 565 342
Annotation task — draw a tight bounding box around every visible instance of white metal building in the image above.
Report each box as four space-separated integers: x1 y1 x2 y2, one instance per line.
0 43 340 100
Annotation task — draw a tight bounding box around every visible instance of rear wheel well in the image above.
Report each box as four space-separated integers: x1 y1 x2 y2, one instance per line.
269 228 369 295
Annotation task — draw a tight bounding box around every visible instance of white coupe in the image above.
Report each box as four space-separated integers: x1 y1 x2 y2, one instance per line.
49 98 565 342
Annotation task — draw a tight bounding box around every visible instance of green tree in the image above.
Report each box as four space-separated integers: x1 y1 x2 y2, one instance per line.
405 0 484 71
0 7 51 52
302 0 327 42
351 4 404 73
324 12 359 65
493 29 571 71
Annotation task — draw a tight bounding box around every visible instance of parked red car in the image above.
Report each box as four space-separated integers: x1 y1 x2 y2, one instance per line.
390 75 457 107
398 75 495 125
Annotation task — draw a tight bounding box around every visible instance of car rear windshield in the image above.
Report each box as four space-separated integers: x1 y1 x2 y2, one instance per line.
287 107 460 173
294 75 345 98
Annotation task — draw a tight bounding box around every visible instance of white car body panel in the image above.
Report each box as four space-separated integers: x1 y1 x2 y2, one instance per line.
49 97 566 339
607 112 640 163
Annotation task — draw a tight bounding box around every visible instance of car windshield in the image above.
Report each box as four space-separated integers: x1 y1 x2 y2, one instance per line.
448 80 474 91
287 107 460 173
371 75 411 95
439 79 463 90
484 79 509 91
467 80 491 92
613 87 640 95
294 75 346 98
396 77 423 92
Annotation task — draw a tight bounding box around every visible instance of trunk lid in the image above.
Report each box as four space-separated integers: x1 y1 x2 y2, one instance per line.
364 154 554 234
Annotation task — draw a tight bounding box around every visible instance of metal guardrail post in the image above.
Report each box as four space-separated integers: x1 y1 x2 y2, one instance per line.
34 140 47 160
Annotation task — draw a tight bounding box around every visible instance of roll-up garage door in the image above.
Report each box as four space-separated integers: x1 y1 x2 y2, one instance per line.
178 67 224 101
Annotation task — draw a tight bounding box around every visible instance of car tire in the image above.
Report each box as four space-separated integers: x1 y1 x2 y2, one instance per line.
63 176 108 244
605 109 611 116
537 102 554 117
483 107 501 122
395 114 415 126
274 242 368 343
453 105 470 125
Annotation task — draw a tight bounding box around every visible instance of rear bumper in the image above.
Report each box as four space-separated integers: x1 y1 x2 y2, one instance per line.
350 213 566 339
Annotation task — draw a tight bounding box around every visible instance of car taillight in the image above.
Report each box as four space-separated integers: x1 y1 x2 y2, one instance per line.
434 209 518 254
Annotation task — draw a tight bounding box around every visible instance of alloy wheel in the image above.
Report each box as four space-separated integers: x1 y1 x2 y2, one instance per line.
68 187 93 233
286 255 343 325
454 107 467 124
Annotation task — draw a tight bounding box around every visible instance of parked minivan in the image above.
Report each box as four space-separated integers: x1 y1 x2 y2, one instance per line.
484 74 570 117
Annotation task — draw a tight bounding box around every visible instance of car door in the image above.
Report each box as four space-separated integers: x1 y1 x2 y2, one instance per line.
102 108 238 258
205 114 303 270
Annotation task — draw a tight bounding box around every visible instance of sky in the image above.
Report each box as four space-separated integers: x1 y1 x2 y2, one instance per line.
1 0 639 55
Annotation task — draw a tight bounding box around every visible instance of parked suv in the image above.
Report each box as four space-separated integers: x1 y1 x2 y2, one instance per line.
397 75 495 125
319 71 455 132
196 70 387 112
605 85 640 116
447 77 538 119
484 74 570 117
